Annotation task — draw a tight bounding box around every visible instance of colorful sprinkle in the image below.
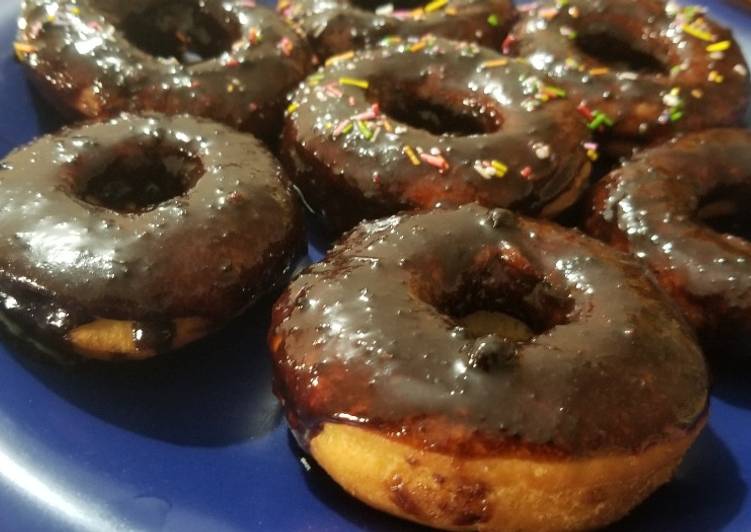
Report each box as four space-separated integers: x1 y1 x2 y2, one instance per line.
339 77 370 89
480 58 509 70
333 119 352 138
420 152 449 170
286 101 300 114
248 27 261 45
502 34 516 55
277 37 294 56
424 0 448 13
491 160 509 176
13 42 37 59
326 51 354 66
681 21 715 42
708 70 724 83
587 110 614 130
356 120 373 139
520 166 534 180
583 141 599 161
706 40 731 52
589 67 610 76
403 145 421 166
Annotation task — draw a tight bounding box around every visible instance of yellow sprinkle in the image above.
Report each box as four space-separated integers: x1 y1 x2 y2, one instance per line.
286 101 300 114
424 0 448 13
480 58 509 70
339 77 369 89
691 88 704 98
490 160 508 177
706 40 731 53
586 149 599 161
409 40 427 53
403 145 421 166
411 7 425 18
589 67 610 76
13 42 37 59
227 83 235 93
682 22 715 42
382 119 393 132
708 70 724 83
445 6 457 15
325 50 354 66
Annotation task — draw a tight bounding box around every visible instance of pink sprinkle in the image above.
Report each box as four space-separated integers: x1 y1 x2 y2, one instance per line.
392 10 412 19
520 166 534 179
420 153 449 171
352 104 381 121
518 2 538 12
239 0 256 6
277 37 293 56
332 119 351 137
324 83 343 98
502 34 517 55
87 21 102 31
348 96 356 106
225 57 240 67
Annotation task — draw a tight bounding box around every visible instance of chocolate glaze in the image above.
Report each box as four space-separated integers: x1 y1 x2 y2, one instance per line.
270 204 708 457
0 113 304 360
508 0 750 154
281 36 592 234
277 0 516 59
16 0 313 140
585 128 751 351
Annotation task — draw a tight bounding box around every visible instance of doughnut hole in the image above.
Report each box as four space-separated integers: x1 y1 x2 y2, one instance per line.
413 244 573 371
574 32 669 75
71 142 204 214
118 1 241 64
696 184 751 241
367 82 503 136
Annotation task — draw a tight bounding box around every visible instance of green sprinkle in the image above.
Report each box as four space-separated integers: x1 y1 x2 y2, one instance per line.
487 14 499 26
356 120 372 139
342 122 354 135
670 110 684 122
587 111 614 130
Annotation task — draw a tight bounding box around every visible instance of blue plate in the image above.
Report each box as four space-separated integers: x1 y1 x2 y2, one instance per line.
0 1 749 530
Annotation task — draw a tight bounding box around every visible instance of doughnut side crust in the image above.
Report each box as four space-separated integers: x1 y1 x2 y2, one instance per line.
310 419 705 531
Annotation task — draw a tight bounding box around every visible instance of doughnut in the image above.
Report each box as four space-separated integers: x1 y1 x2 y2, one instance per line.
282 36 593 233
277 0 516 59
269 204 709 531
507 0 750 156
0 113 304 362
585 128 751 352
14 0 313 140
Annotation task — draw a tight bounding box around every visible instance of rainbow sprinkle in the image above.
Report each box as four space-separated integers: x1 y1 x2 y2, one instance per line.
706 40 731 53
682 20 715 42
424 0 448 13
420 152 449 170
587 110 614 130
356 120 373 139
339 77 369 89
490 160 509 176
326 51 354 66
403 145 421 166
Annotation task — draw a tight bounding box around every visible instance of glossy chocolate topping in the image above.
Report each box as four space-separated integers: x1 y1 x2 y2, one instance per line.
270 204 708 457
0 113 304 358
16 0 313 140
585 128 751 347
277 0 516 59
509 0 750 152
282 36 592 233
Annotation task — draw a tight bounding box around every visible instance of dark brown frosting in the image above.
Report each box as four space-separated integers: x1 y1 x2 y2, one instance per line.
585 128 751 347
277 0 516 59
270 204 708 458
0 113 304 359
16 0 313 140
509 0 750 152
281 36 592 234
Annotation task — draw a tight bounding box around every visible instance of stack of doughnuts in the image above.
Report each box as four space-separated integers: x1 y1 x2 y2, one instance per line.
3 0 749 529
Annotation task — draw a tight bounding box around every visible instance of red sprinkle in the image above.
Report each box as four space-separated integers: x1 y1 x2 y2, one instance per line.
521 166 534 179
576 102 594 121
502 34 517 55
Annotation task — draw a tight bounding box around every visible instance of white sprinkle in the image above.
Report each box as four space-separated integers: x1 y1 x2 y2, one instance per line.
734 64 748 76
533 142 551 159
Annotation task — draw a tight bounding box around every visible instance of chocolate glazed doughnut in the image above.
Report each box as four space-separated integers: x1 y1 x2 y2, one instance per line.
585 129 751 353
507 0 750 156
0 113 304 362
282 36 592 233
15 0 313 140
269 204 708 531
277 0 516 59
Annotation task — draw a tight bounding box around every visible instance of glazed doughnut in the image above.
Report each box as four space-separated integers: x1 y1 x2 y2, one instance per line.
14 0 313 140
0 113 303 362
277 0 516 59
282 36 592 233
507 0 750 155
269 204 708 531
585 128 751 351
